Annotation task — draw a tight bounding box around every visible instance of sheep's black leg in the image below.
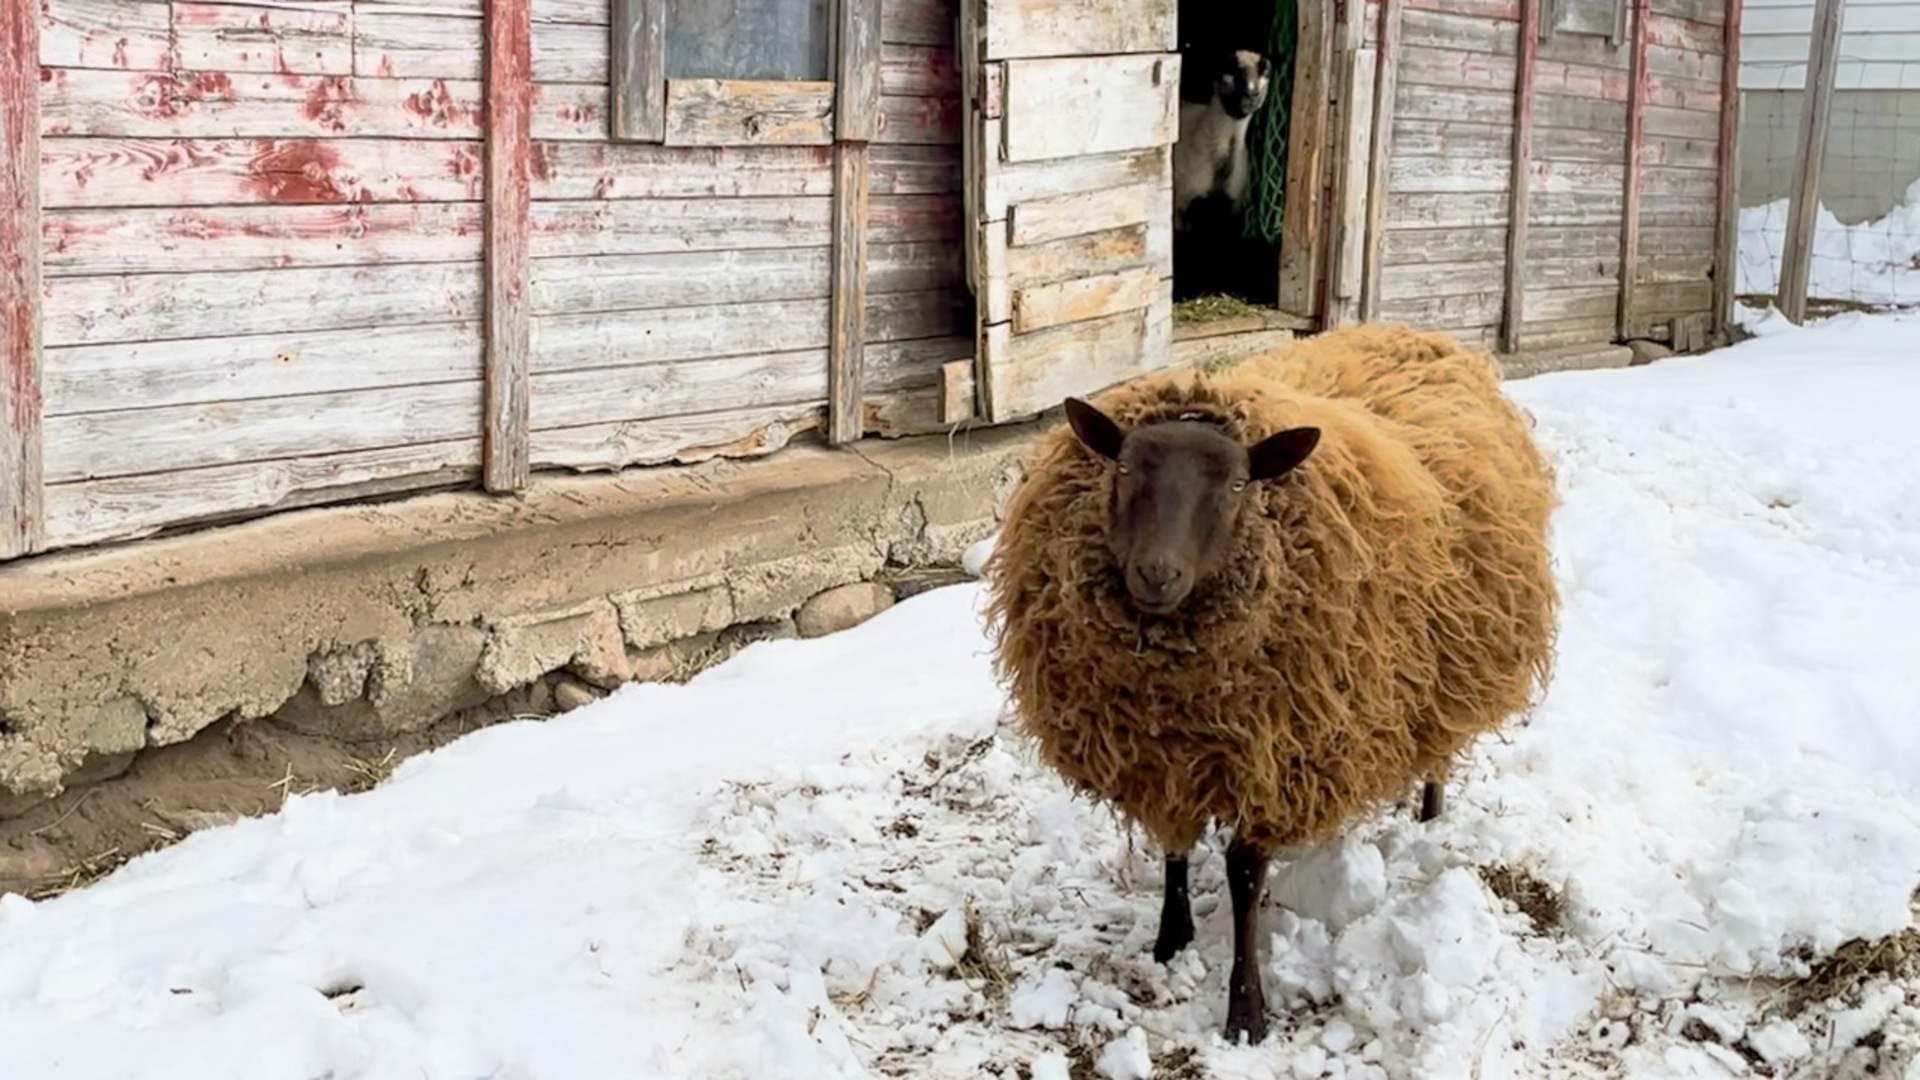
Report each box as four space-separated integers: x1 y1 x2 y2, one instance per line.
1152 853 1195 963
1419 779 1446 823
1222 838 1271 1044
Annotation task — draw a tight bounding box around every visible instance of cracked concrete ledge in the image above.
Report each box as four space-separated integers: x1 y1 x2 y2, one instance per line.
0 423 1038 812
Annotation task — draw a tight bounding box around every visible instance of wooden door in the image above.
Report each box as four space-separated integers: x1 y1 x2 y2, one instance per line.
961 0 1181 423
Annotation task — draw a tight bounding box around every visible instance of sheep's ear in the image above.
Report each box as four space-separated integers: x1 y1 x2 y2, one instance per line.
1063 397 1126 462
1247 426 1320 481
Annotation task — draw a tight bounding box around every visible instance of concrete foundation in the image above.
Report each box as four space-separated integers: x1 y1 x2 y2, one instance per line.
0 425 1035 819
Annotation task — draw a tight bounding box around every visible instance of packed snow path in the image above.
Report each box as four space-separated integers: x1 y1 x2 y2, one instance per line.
4 313 1920 1080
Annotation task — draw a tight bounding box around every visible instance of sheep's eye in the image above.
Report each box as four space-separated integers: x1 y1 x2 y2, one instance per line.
1231 480 1247 492
1117 463 1131 475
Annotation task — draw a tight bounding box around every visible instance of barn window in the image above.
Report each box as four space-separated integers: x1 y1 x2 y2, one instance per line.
1541 0 1629 44
666 0 832 82
610 0 854 146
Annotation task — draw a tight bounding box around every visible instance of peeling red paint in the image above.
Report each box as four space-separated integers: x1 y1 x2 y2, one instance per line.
303 76 351 132
249 140 351 203
529 142 553 184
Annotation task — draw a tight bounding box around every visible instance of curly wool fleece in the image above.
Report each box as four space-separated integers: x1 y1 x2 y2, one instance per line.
983 323 1560 855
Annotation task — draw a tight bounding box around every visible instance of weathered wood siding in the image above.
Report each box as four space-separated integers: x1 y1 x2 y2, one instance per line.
525 0 967 469
39 0 490 548
1375 0 1521 349
1375 0 1727 351
1625 0 1725 342
26 0 973 554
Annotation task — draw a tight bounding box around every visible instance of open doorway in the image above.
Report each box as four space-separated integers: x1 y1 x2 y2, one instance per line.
1172 0 1297 321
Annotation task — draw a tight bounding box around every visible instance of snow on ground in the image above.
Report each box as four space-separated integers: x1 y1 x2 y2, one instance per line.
1738 179 1920 307
4 314 1920 1080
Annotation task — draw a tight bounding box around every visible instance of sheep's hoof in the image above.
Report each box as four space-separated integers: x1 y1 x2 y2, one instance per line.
1151 919 1194 964
1222 993 1270 1045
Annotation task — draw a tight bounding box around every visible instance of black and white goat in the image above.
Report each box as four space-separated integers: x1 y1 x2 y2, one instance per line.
1172 49 1272 234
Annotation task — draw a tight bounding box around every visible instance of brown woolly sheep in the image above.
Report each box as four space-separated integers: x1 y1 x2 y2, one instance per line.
982 323 1559 1044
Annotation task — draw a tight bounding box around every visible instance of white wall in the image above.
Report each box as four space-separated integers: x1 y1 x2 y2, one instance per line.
1740 0 1920 90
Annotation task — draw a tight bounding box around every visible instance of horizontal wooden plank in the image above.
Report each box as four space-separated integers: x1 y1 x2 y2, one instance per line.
664 79 835 147
1398 44 1517 90
1508 315 1616 351
1639 224 1715 256
1523 224 1625 260
1389 155 1511 193
44 203 483 274
1531 190 1628 225
532 350 827 428
41 69 484 139
871 143 963 194
530 197 833 258
1644 76 1720 112
1631 279 1713 315
1385 190 1509 229
529 19 607 82
1376 289 1504 328
1644 104 1720 140
534 298 830 371
870 194 961 244
45 380 483 482
987 148 1163 218
531 404 824 473
1002 55 1177 162
1392 118 1513 158
1395 84 1516 125
46 441 480 549
1529 159 1626 194
1534 92 1627 132
1011 266 1160 334
1522 255 1621 289
983 293 1171 419
880 43 961 97
1646 44 1722 84
881 0 955 47
1650 0 1726 28
1534 124 1629 162
531 82 608 140
1644 134 1718 170
983 0 1174 59
1401 9 1517 55
865 335 972 391
1010 181 1158 245
875 95 962 144
1645 12 1725 54
1406 0 1518 20
44 321 482 415
1383 225 1507 262
1636 195 1716 228
357 10 483 79
1380 258 1508 299
41 137 485 208
1534 59 1632 102
45 262 483 346
1524 284 1617 322
869 288 971 341
172 2 353 76
1007 225 1152 288
531 247 833 315
1633 252 1715 283
869 241 966 294
41 0 172 71
528 142 834 199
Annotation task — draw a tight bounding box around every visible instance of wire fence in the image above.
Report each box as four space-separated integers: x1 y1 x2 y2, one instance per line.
1735 0 1920 321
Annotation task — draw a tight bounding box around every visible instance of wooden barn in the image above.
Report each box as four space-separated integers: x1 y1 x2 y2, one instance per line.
0 0 1744 564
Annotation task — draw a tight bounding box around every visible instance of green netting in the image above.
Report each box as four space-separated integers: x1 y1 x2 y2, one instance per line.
1241 0 1298 245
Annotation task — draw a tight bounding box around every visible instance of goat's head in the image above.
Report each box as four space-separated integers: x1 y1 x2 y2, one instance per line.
1214 50 1272 120
1064 396 1320 616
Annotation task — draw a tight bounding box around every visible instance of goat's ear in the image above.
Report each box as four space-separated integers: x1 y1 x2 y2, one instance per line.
1063 397 1126 461
1247 426 1320 481
1256 56 1272 77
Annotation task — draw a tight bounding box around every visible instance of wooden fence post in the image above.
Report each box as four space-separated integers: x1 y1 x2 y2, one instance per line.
1616 0 1650 340
484 0 533 491
1 0 43 558
1500 0 1541 354
1711 0 1746 333
1777 0 1846 324
827 0 882 445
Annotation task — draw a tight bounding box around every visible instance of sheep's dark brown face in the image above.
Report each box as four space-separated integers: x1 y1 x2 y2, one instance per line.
1063 397 1320 617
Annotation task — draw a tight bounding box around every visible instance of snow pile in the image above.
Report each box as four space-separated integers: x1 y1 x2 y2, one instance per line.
1738 179 1920 307
3 315 1920 1078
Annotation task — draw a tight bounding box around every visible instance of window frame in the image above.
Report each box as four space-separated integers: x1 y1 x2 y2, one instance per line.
611 0 875 146
1539 0 1629 45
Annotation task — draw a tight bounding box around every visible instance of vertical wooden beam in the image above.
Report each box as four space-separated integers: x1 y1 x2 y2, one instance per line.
1278 0 1335 324
1359 0 1403 321
484 0 532 491
1616 0 1650 340
1327 0 1377 328
611 0 667 141
1711 0 1745 334
828 146 871 445
1777 0 1845 324
1500 0 1541 354
0 0 43 558
826 0 881 445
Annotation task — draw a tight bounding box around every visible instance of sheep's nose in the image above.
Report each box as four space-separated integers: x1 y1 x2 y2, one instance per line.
1137 561 1184 591
1130 559 1189 609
